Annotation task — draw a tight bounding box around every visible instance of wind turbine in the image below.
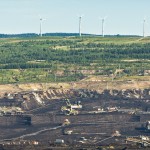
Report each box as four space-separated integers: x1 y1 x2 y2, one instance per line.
100 16 107 37
79 15 83 37
39 16 46 37
143 18 146 37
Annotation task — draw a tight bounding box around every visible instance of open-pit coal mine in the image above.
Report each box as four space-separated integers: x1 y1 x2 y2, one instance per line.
0 83 150 150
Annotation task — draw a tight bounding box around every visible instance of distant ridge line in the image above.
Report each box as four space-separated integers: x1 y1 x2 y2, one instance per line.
0 33 141 38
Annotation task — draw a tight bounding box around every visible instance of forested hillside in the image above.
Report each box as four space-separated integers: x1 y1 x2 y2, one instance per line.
0 36 149 83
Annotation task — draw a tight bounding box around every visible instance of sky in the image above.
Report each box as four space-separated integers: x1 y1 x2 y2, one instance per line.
0 0 150 35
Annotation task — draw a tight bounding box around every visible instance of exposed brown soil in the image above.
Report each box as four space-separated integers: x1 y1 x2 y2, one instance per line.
0 79 149 98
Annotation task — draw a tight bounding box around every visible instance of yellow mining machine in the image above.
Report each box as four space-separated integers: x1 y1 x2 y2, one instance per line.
126 136 150 147
62 119 71 126
61 99 82 115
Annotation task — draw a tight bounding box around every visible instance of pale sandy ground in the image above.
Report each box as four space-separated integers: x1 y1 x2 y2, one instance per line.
0 77 149 98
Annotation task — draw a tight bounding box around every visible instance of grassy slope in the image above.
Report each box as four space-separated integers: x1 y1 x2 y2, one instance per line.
0 36 150 44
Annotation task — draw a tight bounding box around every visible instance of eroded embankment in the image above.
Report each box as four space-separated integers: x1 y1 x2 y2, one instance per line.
0 82 149 110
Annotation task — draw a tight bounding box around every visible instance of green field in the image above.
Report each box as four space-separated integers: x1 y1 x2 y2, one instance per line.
0 36 149 84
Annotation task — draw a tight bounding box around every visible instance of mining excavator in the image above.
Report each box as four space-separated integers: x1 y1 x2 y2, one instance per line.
61 99 82 115
126 136 150 147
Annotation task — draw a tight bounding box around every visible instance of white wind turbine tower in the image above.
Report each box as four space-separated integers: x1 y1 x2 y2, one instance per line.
143 18 146 37
79 15 83 37
100 16 107 37
39 16 46 37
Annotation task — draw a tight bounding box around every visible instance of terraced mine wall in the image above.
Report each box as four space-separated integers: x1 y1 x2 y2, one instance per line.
31 113 141 125
0 88 149 127
0 88 149 110
140 114 150 122
0 113 142 127
0 113 147 127
0 88 149 107
0 115 31 127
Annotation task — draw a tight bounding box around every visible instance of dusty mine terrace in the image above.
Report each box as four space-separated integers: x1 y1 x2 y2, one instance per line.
0 81 149 149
